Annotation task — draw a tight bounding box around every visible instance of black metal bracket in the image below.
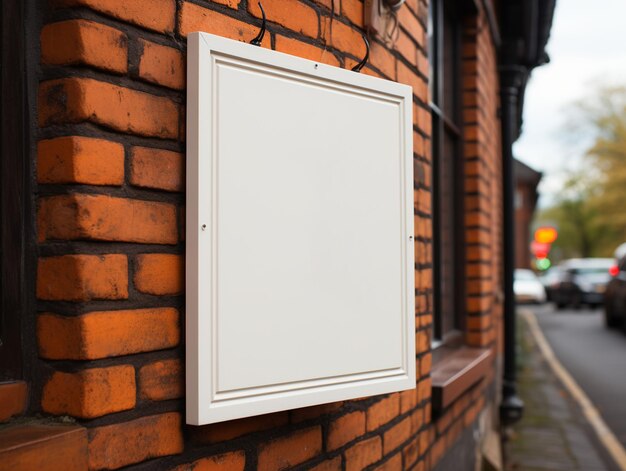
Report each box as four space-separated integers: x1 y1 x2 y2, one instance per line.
351 33 370 73
383 0 406 11
250 2 266 47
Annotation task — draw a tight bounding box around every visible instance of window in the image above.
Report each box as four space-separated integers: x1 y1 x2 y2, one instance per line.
0 0 26 380
429 0 465 342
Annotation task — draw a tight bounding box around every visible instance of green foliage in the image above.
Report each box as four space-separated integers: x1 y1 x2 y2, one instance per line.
537 86 626 259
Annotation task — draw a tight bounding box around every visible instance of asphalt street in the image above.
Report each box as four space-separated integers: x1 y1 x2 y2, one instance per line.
531 303 626 448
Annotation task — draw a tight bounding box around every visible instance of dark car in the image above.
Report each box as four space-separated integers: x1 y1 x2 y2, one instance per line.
540 266 565 302
604 254 626 328
551 258 614 309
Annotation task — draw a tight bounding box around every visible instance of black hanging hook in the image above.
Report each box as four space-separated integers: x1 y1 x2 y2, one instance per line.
250 2 266 47
351 33 370 73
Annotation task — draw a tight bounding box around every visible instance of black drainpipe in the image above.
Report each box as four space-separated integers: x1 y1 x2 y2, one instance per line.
499 65 526 426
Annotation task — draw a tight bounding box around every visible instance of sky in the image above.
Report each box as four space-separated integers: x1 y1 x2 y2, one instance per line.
513 0 626 207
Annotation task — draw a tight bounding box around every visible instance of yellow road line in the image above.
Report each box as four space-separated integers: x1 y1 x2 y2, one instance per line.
521 309 626 471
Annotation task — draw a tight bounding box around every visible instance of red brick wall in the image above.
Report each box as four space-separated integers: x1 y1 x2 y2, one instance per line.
462 9 503 350
32 0 503 469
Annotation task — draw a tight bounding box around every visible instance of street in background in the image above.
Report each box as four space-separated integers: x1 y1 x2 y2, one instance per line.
549 258 614 309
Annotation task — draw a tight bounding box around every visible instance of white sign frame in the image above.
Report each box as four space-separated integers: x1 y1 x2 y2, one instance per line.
186 32 415 425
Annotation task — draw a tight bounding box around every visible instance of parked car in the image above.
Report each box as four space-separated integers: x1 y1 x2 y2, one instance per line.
604 252 626 328
551 258 614 309
514 269 547 304
540 266 565 302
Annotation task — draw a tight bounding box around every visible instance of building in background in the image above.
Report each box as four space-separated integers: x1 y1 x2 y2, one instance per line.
515 159 542 269
0 1 554 469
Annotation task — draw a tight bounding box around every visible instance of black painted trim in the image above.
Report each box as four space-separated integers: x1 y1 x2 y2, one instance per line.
0 0 27 380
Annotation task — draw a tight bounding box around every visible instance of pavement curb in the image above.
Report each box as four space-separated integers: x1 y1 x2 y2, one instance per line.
520 308 626 471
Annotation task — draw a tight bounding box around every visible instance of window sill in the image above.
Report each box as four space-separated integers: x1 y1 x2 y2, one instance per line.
431 346 492 412
0 423 87 470
0 380 27 422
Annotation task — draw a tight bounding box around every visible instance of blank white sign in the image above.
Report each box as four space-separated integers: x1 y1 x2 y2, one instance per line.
186 32 415 425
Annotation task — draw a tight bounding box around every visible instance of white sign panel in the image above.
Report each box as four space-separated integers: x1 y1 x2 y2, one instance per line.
186 32 415 425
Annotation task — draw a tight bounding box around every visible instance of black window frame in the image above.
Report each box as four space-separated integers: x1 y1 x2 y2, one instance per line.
0 0 28 380
429 0 466 344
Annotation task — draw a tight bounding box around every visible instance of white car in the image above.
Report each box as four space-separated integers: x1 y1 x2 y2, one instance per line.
514 269 547 304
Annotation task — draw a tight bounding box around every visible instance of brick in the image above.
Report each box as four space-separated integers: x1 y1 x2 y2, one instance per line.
42 365 135 418
291 402 343 423
395 29 418 65
398 5 424 46
88 413 183 469
190 412 289 444
417 377 431 403
309 457 342 471
134 254 184 295
418 429 430 456
397 60 422 99
130 146 183 192
367 395 400 431
322 17 366 60
383 417 412 454
373 454 402 471
415 268 433 291
344 436 382 471
37 136 124 186
362 67 383 79
463 404 480 427
447 418 463 446
403 438 419 468
430 437 446 468
413 132 426 159
400 389 417 414
0 381 27 422
423 403 431 426
37 308 180 360
311 0 340 14
56 0 175 33
467 279 493 295
452 394 471 418
415 330 429 354
37 254 128 301
38 194 178 244
257 427 322 471
41 20 127 73
139 359 183 401
138 39 184 90
466 295 491 313
420 353 432 377
466 330 492 347
249 0 318 39
417 50 428 77
39 78 179 139
342 0 364 26
274 36 340 67
171 452 246 471
327 411 365 451
467 315 491 330
179 2 270 47
211 0 238 8
369 40 396 79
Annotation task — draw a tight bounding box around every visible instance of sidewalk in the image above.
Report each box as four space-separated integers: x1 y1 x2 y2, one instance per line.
503 311 616 471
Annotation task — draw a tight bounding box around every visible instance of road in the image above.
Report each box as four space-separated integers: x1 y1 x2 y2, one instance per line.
531 303 626 447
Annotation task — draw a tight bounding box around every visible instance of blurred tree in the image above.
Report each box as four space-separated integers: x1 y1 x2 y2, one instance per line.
536 172 608 259
583 87 626 240
537 86 626 259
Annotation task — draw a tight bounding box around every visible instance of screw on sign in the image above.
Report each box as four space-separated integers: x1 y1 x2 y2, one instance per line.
534 227 558 244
